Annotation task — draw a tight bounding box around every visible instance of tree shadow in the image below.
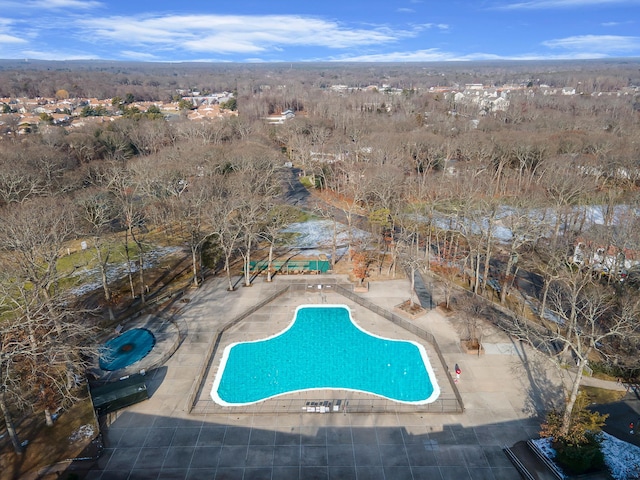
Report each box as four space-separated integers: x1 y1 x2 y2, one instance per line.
509 338 566 419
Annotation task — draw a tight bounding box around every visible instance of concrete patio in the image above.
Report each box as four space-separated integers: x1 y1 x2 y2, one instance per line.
74 274 573 479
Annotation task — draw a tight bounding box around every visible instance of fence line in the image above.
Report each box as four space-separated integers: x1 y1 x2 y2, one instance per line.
421 270 560 356
186 286 291 413
189 279 464 415
335 284 464 414
190 395 462 416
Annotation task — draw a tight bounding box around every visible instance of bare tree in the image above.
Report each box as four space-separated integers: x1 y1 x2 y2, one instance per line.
106 165 148 303
450 187 499 297
65 130 103 164
236 194 268 288
228 147 281 287
331 162 369 261
395 224 422 308
0 314 32 454
77 191 118 309
0 167 46 205
312 204 342 270
543 161 595 247
204 174 244 292
259 205 297 282
174 118 231 145
512 265 638 436
124 118 175 156
0 199 97 430
174 178 213 287
499 198 547 304
457 294 490 348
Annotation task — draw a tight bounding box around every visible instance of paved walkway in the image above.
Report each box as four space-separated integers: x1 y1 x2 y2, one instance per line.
68 274 602 479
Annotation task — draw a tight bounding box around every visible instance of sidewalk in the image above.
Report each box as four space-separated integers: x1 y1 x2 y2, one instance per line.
408 270 640 473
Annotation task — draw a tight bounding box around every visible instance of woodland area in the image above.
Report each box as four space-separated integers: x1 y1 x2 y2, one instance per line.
1 59 640 460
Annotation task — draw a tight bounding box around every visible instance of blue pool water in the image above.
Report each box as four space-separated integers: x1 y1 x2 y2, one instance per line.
99 328 156 371
212 305 440 405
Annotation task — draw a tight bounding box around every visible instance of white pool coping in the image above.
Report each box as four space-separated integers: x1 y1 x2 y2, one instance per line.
211 304 441 406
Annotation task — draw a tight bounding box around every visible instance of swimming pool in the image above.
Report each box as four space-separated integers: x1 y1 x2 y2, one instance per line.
99 328 156 371
211 304 440 405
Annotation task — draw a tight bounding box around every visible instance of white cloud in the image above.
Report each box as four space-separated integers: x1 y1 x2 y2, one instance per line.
601 20 635 26
412 23 450 31
0 17 25 43
76 14 405 55
542 34 640 51
30 0 101 8
0 0 101 10
20 49 97 60
0 33 26 43
119 50 159 61
333 48 610 62
334 48 457 62
500 0 638 9
397 8 415 13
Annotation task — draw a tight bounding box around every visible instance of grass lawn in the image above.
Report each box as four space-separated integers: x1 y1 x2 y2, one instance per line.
580 385 628 404
0 229 193 478
0 394 99 480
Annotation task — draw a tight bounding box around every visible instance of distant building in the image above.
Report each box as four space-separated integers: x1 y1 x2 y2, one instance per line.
572 226 640 280
264 109 295 125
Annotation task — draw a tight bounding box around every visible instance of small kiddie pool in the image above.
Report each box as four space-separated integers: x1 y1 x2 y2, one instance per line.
99 328 156 371
212 304 440 405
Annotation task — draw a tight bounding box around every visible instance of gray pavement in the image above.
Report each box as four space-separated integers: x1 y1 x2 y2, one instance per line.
72 273 577 479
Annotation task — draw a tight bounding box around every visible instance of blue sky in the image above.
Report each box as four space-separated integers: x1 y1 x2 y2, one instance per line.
0 0 639 62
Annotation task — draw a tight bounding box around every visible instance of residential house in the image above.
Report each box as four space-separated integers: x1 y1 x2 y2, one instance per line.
264 109 295 125
187 104 237 121
572 227 640 280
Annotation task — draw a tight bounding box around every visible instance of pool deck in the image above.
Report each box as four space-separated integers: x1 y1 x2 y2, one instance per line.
200 292 453 415
77 273 578 480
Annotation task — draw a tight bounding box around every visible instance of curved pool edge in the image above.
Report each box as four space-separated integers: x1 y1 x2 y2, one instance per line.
211 304 441 406
99 327 156 371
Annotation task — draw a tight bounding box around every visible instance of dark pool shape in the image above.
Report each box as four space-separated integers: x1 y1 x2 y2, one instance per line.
99 328 156 371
